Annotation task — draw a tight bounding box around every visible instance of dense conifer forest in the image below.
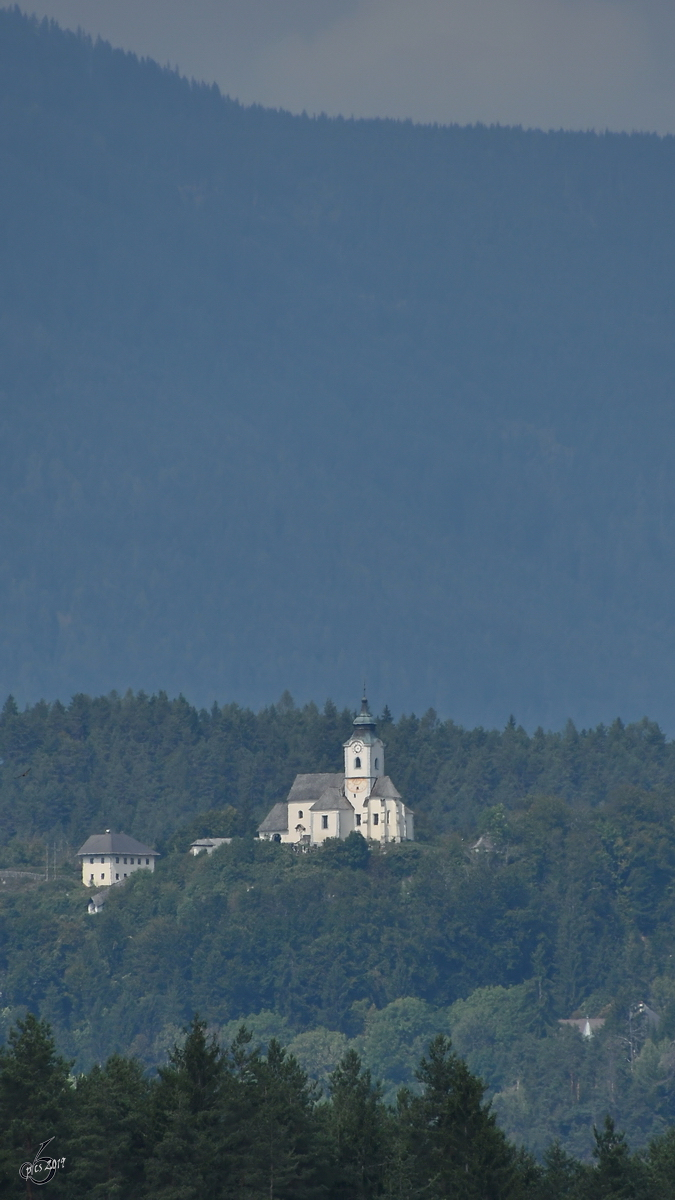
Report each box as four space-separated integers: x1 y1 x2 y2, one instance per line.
2 1013 675 1197
1 691 675 1159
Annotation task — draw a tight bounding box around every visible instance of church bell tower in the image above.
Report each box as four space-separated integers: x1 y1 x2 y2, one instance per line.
343 693 384 809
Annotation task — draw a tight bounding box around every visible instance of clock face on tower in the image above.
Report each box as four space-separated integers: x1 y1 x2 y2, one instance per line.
353 742 363 754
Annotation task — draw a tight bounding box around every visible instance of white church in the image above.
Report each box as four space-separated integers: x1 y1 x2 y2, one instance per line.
258 695 414 846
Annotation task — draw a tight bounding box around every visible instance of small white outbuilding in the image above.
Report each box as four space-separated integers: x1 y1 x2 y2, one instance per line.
189 837 232 855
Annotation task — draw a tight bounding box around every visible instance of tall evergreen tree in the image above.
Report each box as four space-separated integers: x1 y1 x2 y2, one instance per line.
645 1127 675 1200
532 1141 588 1200
145 1015 229 1200
246 1038 327 1200
398 1035 521 1200
65 1055 151 1199
586 1117 650 1200
327 1048 391 1200
0 1013 73 1197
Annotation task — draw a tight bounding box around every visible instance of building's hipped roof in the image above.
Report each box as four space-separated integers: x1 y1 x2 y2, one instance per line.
286 773 344 803
87 879 124 909
310 787 355 812
77 832 158 857
471 834 495 853
369 776 402 800
257 802 288 833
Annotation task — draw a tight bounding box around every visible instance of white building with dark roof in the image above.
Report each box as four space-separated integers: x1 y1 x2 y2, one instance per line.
189 837 232 856
258 696 414 846
77 830 159 886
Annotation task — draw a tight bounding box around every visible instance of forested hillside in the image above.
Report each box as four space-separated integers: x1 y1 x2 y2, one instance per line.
4 9 675 727
0 689 673 849
1 692 675 1155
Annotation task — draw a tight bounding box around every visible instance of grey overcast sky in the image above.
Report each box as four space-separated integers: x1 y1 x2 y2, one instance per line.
11 0 675 132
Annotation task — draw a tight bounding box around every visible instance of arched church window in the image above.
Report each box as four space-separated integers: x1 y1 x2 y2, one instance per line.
355 756 361 768
298 810 303 818
374 758 379 769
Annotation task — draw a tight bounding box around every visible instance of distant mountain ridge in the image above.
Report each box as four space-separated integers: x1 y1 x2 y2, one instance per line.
3 8 675 729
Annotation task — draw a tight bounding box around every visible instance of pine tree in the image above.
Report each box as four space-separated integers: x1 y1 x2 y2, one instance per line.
0 1013 73 1198
65 1055 151 1199
246 1038 327 1200
327 1048 391 1200
645 1127 675 1200
145 1015 229 1200
399 1034 521 1200
587 1117 650 1200
534 1140 588 1200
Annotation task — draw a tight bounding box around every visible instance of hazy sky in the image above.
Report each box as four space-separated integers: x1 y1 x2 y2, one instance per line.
12 0 675 132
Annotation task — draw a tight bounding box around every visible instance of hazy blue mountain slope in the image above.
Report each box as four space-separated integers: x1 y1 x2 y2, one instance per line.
3 10 675 727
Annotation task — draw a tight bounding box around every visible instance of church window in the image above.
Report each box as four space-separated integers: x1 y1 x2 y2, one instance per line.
101 873 105 879
355 757 361 769
298 810 303 818
373 813 379 825
386 811 390 823
356 814 361 826
375 758 379 769
322 815 328 829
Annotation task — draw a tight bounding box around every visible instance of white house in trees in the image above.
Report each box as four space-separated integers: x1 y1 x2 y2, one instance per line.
258 696 414 846
77 830 159 886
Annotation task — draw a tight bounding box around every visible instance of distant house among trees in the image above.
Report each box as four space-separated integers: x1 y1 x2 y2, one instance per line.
189 837 232 856
258 695 414 846
87 887 112 914
77 830 159 887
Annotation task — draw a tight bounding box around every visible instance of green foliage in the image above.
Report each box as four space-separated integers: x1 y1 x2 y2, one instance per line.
67 1056 150 1199
533 1142 589 1200
168 807 249 853
1 692 674 854
355 999 453 1101
0 1013 73 1195
2 1010 675 1198
644 1127 675 1199
321 831 371 870
286 1029 351 1096
397 1035 522 1199
146 1015 232 1200
327 1049 392 1200
244 1038 327 1200
590 1117 651 1199
0 695 675 1155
